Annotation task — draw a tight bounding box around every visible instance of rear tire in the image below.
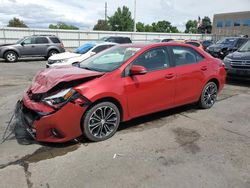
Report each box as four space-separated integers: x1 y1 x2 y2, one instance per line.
47 50 58 58
199 82 218 109
82 102 120 142
4 51 18 62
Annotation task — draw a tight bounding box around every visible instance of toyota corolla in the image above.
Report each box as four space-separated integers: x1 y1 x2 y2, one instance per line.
15 43 226 143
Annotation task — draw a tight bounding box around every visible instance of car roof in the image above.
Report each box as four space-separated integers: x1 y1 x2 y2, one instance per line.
118 42 201 49
95 42 117 46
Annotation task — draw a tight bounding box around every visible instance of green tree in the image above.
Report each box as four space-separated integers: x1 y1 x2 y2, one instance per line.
151 20 179 33
93 19 111 31
108 6 134 31
49 22 79 30
144 24 153 32
185 20 198 33
198 16 212 34
7 17 28 28
136 22 145 32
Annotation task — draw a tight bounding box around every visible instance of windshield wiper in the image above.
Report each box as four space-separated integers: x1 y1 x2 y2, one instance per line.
81 66 101 72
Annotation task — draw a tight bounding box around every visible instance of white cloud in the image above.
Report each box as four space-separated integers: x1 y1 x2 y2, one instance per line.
0 0 249 31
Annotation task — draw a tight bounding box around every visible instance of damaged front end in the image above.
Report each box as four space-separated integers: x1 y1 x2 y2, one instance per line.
15 88 91 143
14 67 103 143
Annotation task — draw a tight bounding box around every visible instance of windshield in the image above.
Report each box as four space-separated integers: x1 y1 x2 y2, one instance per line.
238 40 250 52
16 37 25 44
74 43 96 54
216 38 236 45
80 46 141 72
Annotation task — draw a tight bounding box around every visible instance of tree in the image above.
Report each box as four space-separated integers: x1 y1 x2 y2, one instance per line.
185 20 198 33
151 20 179 33
93 19 111 31
108 6 134 31
49 22 79 30
136 22 145 32
7 17 28 28
198 16 212 34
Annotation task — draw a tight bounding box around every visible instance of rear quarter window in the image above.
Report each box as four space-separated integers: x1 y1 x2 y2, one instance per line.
49 37 61 43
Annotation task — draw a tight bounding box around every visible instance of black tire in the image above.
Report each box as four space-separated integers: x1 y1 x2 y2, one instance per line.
47 50 58 58
199 82 218 109
82 102 120 142
4 51 18 62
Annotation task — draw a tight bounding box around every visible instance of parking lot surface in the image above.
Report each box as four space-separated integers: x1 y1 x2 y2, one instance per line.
0 59 250 188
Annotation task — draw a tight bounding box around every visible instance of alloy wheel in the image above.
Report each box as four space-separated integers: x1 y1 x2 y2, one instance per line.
7 52 17 62
203 83 217 107
88 106 118 139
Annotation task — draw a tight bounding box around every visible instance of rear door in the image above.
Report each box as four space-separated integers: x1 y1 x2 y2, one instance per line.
124 47 176 118
169 46 207 106
34 37 50 56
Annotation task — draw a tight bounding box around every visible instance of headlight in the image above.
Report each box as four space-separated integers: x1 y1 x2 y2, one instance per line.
42 88 76 107
55 59 69 64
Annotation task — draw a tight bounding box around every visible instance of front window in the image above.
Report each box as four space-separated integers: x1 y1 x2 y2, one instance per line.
238 40 250 52
80 46 141 72
216 38 236 45
74 43 96 54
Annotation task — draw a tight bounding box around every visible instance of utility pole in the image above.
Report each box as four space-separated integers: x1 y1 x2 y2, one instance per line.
133 0 136 32
105 2 107 21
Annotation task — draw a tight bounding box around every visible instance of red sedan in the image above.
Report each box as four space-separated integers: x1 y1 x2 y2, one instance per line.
15 43 226 143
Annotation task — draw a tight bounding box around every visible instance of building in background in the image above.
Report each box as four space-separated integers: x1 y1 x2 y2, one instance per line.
212 11 250 37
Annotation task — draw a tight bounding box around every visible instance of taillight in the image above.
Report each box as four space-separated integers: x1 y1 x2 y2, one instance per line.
60 43 64 49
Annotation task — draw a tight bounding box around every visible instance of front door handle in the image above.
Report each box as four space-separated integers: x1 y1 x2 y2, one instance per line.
165 73 175 79
200 66 207 71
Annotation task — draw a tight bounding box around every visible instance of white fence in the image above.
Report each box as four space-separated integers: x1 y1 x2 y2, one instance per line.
0 27 213 48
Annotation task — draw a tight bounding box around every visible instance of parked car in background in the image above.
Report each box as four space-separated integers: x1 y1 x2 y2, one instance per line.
16 43 226 143
0 35 65 62
150 39 174 43
201 40 214 50
185 40 204 50
224 40 250 79
47 42 116 68
99 36 132 44
206 37 248 59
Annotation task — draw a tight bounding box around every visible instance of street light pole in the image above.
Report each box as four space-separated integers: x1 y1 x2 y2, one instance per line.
133 0 136 32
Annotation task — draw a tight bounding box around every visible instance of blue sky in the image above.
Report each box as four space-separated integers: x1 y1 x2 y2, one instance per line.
0 0 249 31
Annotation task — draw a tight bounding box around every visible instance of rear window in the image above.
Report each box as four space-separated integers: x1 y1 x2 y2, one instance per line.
49 37 61 43
186 42 200 47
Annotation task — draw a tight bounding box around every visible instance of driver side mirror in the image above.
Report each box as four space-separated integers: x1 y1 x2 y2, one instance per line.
21 42 25 46
130 65 147 76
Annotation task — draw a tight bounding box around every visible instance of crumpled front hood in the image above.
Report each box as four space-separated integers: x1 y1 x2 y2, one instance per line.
29 66 104 94
49 52 81 61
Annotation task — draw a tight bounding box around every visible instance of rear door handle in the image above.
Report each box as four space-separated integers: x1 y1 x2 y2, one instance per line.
165 73 175 79
200 66 207 71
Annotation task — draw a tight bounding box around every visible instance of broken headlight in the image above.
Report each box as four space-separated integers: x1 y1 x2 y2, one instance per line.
42 88 76 107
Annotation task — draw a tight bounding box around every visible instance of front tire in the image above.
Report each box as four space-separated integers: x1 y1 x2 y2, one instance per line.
4 51 18 62
199 82 218 109
82 102 120 142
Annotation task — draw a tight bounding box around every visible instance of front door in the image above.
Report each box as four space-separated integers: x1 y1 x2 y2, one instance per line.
124 47 176 118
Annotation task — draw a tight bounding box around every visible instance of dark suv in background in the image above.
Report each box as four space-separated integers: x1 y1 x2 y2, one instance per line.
0 35 65 62
206 37 248 59
100 36 132 44
224 40 250 79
